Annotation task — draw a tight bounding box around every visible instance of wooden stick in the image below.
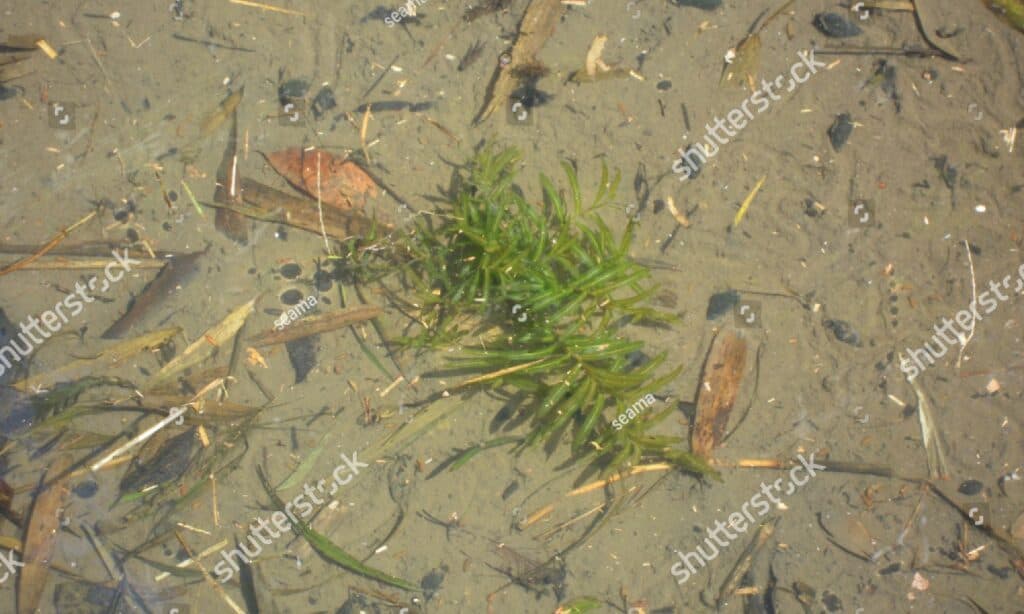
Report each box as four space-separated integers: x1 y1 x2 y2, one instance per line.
0 211 95 276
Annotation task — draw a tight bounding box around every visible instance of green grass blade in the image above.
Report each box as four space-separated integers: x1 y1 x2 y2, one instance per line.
256 465 419 591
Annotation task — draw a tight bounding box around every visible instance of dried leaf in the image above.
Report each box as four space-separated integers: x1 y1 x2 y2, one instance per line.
213 111 247 244
216 176 391 240
19 454 72 614
13 327 180 392
146 298 256 390
819 513 875 560
247 305 383 347
691 330 748 459
720 34 761 90
263 147 378 209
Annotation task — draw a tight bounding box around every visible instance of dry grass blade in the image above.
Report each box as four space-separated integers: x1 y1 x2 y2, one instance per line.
904 368 949 480
0 255 165 271
13 327 180 392
247 305 382 347
692 330 748 460
146 298 256 390
18 454 72 614
0 211 96 277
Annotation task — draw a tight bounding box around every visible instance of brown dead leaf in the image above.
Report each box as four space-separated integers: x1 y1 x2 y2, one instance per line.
263 147 378 209
19 454 72 614
691 330 748 460
720 34 761 90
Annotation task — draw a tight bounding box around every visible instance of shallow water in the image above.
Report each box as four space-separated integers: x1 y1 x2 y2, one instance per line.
1 1 1023 613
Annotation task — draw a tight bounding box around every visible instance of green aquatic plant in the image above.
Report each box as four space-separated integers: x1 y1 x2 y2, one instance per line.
351 147 714 477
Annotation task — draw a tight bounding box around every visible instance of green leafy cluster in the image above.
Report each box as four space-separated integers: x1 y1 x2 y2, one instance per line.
375 147 712 476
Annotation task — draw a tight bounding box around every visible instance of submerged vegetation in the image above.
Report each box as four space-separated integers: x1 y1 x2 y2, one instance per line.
349 147 714 477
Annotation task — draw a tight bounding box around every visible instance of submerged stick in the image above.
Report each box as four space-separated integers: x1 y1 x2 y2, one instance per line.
0 211 96 277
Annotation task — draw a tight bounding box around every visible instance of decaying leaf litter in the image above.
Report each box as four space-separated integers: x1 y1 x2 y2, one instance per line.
2 0 1024 612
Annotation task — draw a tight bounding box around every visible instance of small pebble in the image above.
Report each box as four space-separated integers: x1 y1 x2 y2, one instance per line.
73 480 99 499
280 263 302 280
656 80 672 91
814 12 863 38
706 290 739 320
280 289 304 305
823 319 862 346
828 113 854 151
278 79 310 104
958 479 983 496
311 86 337 119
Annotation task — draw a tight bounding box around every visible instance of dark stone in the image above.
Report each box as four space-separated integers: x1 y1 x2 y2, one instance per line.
823 319 861 346
814 13 863 38
286 335 318 383
677 143 704 179
278 79 310 104
280 263 302 280
828 113 853 151
822 591 843 613
312 86 337 119
73 480 99 499
706 290 739 320
421 566 446 599
656 80 672 91
958 479 983 496
280 289 304 305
